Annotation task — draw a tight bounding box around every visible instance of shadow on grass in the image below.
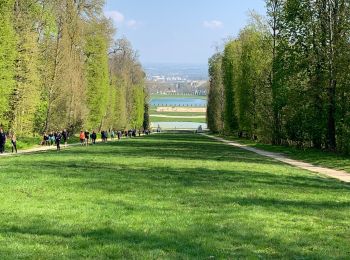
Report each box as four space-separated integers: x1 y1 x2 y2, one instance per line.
0 133 349 258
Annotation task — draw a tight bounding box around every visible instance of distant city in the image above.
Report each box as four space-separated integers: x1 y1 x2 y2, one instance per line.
143 63 209 96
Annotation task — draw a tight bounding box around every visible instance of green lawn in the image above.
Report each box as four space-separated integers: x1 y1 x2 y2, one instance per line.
0 134 349 258
220 135 350 174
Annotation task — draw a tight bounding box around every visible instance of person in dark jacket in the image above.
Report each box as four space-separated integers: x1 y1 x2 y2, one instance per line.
55 131 62 151
91 131 97 144
62 129 68 146
84 130 90 146
0 128 6 154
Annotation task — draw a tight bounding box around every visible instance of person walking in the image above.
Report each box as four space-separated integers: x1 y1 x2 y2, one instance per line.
79 131 85 145
84 130 90 146
55 131 62 151
91 131 97 144
0 128 6 154
111 129 115 141
10 132 17 153
62 129 68 147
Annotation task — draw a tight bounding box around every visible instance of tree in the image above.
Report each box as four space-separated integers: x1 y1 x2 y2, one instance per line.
207 53 225 133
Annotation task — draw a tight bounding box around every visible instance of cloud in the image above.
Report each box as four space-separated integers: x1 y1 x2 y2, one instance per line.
105 10 140 29
127 20 138 29
105 10 125 24
203 20 224 29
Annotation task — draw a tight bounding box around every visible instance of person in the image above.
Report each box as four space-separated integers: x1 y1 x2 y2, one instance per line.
111 129 115 141
10 132 17 153
117 130 122 140
43 133 49 146
84 130 90 146
79 131 85 145
101 131 105 142
49 132 55 146
0 128 6 154
91 131 97 144
55 131 62 151
62 129 68 146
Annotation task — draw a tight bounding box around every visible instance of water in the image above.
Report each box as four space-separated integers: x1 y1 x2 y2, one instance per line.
151 98 207 107
151 122 207 130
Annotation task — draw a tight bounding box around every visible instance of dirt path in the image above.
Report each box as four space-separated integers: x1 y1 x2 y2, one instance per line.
203 134 350 183
0 143 84 157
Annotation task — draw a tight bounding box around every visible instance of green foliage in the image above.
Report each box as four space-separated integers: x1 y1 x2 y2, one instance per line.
222 41 239 132
209 1 350 154
143 103 150 130
85 31 110 130
207 53 224 133
0 0 16 129
0 0 146 135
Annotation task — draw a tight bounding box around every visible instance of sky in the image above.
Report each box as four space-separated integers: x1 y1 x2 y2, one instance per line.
104 0 266 65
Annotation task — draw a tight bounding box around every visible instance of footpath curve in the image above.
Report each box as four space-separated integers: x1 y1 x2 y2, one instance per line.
202 134 350 183
0 141 105 157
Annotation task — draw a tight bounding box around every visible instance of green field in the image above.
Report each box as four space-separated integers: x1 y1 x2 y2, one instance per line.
0 134 349 258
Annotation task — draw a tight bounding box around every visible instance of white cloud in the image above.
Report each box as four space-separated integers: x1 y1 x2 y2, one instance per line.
203 20 224 29
105 10 125 24
127 20 138 28
105 10 140 29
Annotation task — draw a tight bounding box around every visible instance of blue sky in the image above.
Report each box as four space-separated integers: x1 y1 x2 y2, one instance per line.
104 0 266 64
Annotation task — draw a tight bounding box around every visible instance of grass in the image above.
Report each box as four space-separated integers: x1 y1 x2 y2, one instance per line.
150 116 206 123
219 135 350 174
0 133 349 258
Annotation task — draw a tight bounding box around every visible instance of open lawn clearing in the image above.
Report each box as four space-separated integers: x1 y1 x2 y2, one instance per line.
0 134 349 258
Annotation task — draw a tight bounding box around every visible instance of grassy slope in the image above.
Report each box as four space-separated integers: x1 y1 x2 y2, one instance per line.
219 135 350 174
0 134 349 258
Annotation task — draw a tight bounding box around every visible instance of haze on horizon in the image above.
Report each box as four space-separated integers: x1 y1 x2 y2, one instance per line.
104 0 266 65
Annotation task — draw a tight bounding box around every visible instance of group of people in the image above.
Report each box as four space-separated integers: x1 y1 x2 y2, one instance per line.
0 128 18 154
0 126 151 154
79 129 150 146
42 129 68 151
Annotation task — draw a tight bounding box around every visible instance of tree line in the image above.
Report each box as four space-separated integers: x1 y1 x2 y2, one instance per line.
0 0 147 135
207 0 350 153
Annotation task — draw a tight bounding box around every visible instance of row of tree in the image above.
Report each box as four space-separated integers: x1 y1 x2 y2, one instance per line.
207 0 350 153
0 0 147 135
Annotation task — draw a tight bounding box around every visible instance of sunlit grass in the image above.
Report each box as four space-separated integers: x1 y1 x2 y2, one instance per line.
0 134 349 258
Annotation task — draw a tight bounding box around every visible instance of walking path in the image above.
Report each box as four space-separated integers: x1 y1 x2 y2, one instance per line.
0 142 83 157
203 134 350 183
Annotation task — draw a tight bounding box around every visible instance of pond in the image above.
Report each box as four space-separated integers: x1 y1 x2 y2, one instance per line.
151 98 207 107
